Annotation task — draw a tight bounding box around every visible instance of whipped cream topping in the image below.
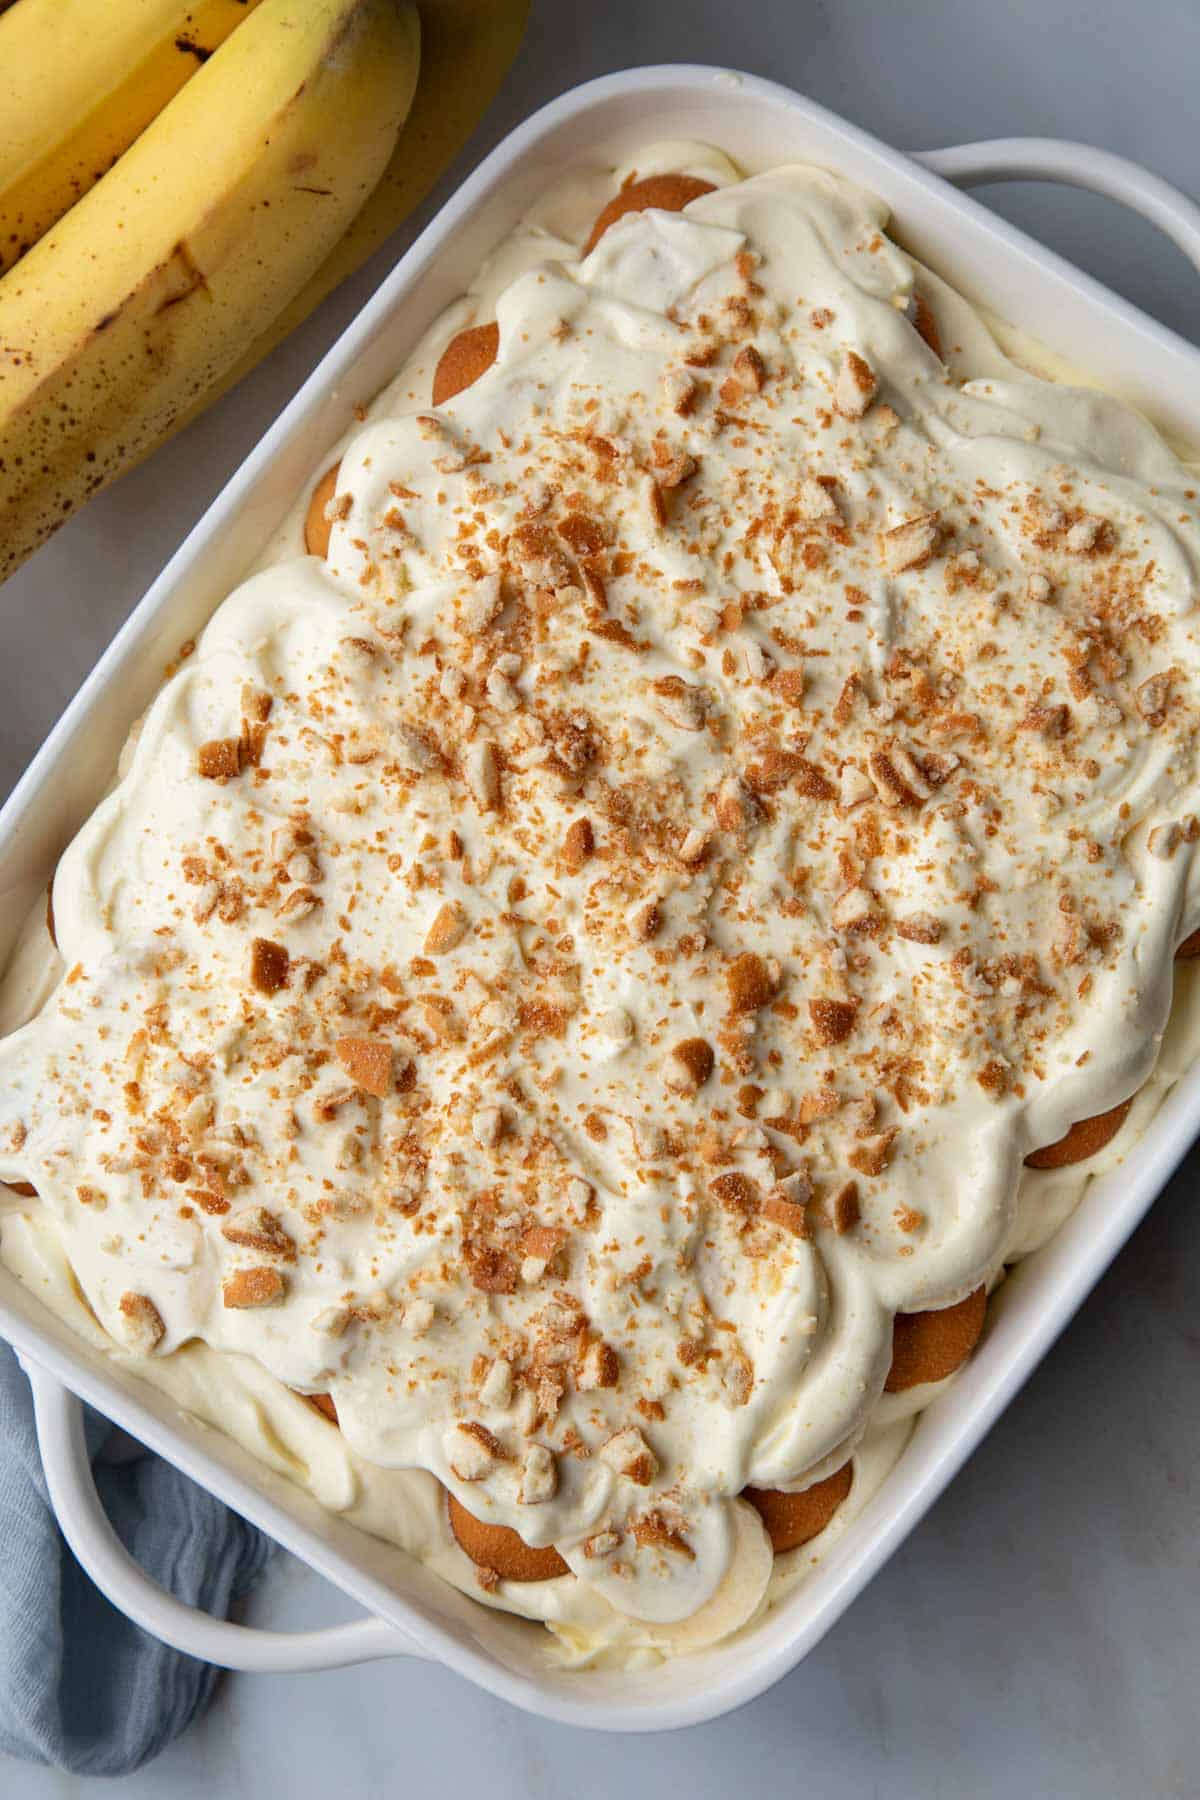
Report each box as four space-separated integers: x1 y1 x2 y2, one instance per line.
3 143 1200 1641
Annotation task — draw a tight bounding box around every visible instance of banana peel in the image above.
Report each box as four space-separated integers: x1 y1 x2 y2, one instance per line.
0 0 268 275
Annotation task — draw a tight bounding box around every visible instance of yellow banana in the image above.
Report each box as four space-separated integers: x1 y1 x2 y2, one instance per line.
182 0 529 421
0 0 268 275
0 0 420 583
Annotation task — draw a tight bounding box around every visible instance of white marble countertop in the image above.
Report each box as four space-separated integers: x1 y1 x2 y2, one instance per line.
2 1 1198 1793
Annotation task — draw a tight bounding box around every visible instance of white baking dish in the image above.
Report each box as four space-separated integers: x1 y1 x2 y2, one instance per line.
3 66 1200 1734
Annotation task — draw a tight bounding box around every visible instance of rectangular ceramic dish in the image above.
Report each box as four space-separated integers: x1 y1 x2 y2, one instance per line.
4 66 1200 1734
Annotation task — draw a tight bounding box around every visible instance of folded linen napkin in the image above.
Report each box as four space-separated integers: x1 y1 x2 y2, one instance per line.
0 1342 271 1776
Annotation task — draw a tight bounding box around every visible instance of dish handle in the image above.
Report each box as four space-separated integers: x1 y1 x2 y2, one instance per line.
24 1359 431 1672
912 138 1200 275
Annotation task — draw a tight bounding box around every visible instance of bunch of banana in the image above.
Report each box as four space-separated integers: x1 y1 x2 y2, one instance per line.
0 0 270 275
0 0 528 584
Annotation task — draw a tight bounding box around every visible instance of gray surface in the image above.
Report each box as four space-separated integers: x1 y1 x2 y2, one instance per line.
2 2 1198 1794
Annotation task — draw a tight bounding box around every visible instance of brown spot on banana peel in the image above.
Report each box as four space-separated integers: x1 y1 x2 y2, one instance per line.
153 241 210 314
174 37 213 65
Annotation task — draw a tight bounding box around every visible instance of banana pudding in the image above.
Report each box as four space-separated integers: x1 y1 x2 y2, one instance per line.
3 140 1200 1665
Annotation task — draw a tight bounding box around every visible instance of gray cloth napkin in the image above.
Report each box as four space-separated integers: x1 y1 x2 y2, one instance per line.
0 1342 272 1775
